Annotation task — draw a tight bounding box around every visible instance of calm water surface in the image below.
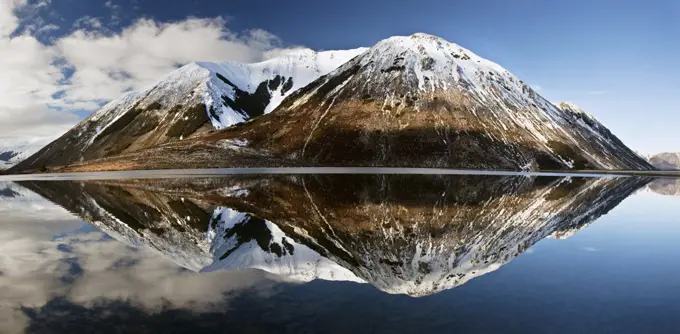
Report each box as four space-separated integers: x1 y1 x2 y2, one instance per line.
0 172 679 333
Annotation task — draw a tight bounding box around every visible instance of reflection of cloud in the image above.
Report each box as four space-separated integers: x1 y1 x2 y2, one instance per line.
582 246 599 252
0 185 280 332
0 228 276 332
0 182 82 234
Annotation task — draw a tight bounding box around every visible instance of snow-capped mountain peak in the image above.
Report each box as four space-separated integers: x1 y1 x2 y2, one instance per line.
376 33 506 70
359 32 513 93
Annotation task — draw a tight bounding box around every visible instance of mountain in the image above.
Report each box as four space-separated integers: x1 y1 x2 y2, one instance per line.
23 33 652 173
0 142 48 170
11 47 366 173
19 174 649 296
647 152 680 170
213 35 651 170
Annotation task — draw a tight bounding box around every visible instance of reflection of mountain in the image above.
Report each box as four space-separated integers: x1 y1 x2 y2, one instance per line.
20 174 648 296
1 182 35 199
647 178 680 196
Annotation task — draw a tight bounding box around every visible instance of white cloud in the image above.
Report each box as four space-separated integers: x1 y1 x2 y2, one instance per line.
33 0 50 8
0 0 26 37
0 105 78 148
262 46 310 60
56 18 281 104
72 16 102 29
35 22 58 34
0 0 292 149
104 0 119 10
587 90 606 96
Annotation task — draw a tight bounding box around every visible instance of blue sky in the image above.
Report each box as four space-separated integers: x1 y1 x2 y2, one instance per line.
1 0 678 153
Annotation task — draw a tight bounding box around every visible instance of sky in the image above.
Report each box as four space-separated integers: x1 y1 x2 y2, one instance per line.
0 0 677 153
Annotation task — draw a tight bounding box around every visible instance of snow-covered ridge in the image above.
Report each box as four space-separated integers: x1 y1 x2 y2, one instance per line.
355 33 537 102
142 47 368 129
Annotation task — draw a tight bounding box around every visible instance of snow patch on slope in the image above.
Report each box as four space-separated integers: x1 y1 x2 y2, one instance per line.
198 47 368 128
115 47 369 132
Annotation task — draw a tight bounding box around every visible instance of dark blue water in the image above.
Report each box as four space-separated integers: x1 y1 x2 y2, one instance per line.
0 174 678 333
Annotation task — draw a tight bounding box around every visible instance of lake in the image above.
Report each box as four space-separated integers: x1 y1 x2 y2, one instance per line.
1 171 679 333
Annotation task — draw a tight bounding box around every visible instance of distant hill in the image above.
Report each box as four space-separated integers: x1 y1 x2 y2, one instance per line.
0 142 48 170
648 152 680 170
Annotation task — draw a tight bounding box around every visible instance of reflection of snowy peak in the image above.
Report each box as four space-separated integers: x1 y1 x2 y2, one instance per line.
274 176 643 296
20 174 648 296
0 182 64 202
646 178 680 196
203 207 363 282
0 183 23 199
13 47 367 172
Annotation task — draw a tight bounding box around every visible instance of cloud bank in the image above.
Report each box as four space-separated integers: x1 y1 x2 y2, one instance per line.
0 0 290 148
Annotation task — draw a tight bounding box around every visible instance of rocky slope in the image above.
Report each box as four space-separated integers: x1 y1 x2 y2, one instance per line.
19 174 649 296
39 33 653 173
648 152 680 170
11 48 366 173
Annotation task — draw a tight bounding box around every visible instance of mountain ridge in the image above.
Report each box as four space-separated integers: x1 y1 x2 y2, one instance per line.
11 33 652 173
